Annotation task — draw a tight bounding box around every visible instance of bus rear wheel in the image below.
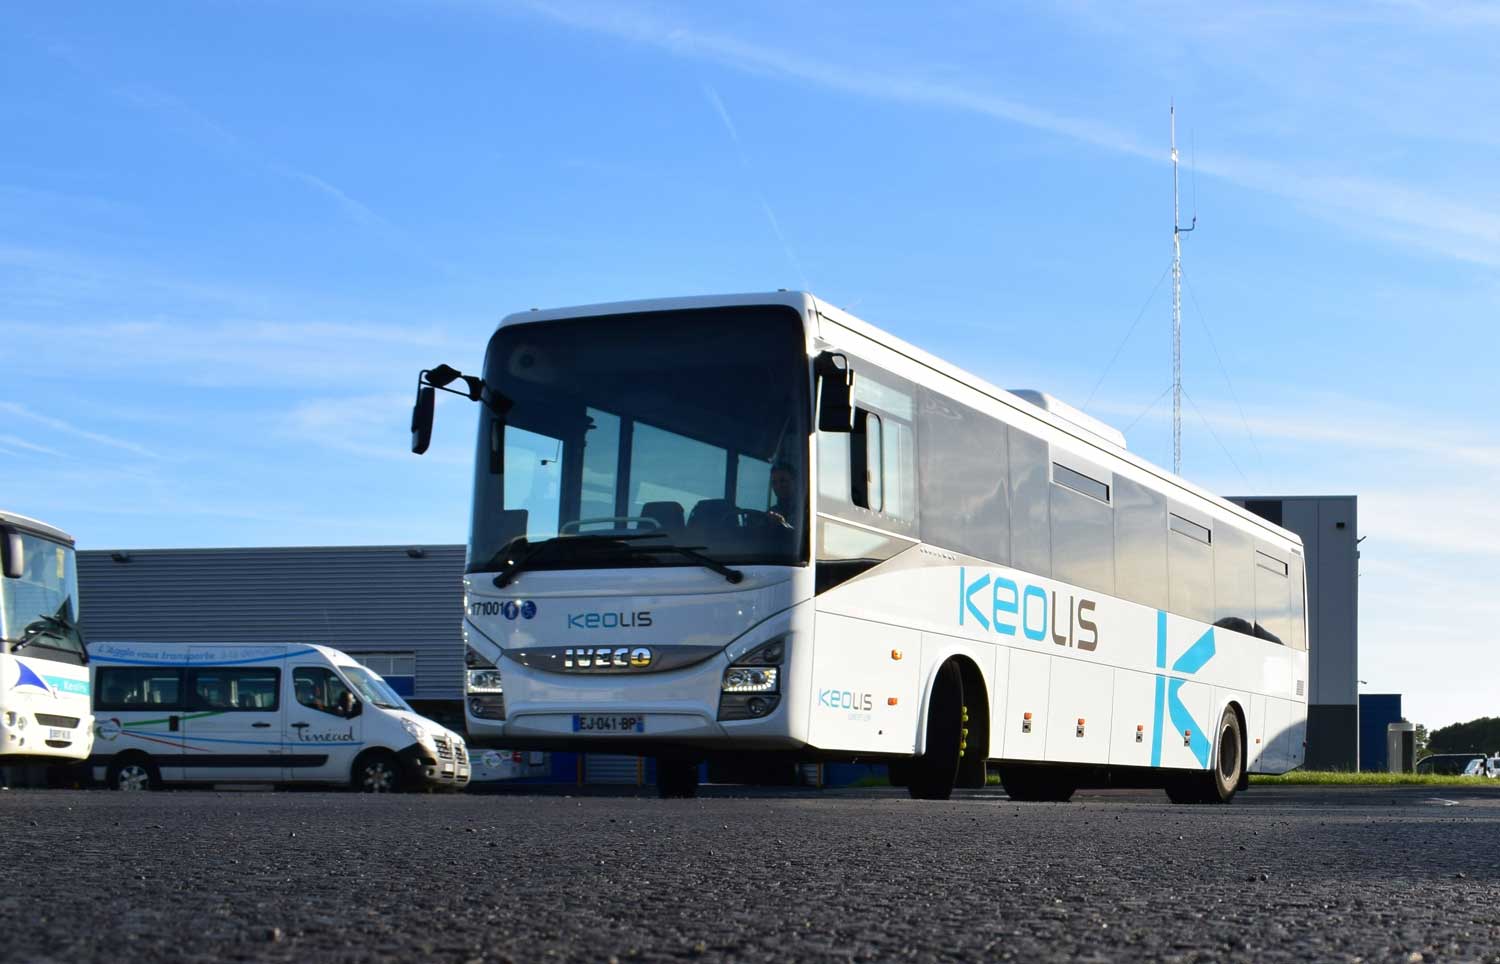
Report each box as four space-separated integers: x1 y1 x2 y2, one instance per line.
909 661 965 800
1165 708 1243 805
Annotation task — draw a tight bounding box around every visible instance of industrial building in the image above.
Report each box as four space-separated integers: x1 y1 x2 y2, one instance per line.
78 496 1363 780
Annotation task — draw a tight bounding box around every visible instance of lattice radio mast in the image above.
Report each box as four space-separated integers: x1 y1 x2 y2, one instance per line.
1171 102 1194 475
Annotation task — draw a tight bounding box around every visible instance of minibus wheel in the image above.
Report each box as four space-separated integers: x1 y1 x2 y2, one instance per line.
107 754 159 792
353 750 403 793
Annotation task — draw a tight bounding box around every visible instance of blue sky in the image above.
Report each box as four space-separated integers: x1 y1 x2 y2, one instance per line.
4 1 1497 729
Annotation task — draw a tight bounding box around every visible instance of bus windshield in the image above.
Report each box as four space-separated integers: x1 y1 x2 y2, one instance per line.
0 531 86 664
467 306 810 574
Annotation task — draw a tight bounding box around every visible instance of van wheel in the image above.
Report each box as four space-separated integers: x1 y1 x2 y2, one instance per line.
655 758 699 799
909 661 964 800
107 755 159 791
1166 708 1243 805
353 751 403 793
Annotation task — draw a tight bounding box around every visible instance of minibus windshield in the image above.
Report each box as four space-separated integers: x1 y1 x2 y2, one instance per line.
340 665 409 711
1 532 85 665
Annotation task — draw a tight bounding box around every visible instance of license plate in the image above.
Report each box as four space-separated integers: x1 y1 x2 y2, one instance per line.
49 728 69 740
572 714 645 734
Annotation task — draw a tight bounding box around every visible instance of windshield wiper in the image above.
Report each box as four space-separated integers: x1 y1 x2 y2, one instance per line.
11 610 85 658
491 533 667 588
630 544 745 584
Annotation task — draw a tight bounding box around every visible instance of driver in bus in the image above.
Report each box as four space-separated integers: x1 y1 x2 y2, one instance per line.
767 461 797 529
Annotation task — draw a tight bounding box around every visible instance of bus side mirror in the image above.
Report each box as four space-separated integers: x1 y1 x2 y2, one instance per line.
411 384 436 455
816 352 855 433
1 528 21 579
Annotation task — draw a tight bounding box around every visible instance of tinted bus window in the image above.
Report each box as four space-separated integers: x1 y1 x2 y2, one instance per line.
1213 525 1255 635
1113 476 1167 610
1008 429 1051 578
915 390 1010 563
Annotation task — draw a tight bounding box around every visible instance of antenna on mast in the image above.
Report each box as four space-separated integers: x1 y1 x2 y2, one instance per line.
1171 101 1195 475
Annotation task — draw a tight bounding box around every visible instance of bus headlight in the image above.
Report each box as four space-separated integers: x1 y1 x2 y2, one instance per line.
719 637 785 720
467 669 504 693
721 667 778 693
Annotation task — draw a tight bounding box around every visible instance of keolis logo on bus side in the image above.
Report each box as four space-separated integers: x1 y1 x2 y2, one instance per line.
957 568 1099 650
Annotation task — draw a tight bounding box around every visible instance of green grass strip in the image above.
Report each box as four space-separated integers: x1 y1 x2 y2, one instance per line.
1251 771 1496 787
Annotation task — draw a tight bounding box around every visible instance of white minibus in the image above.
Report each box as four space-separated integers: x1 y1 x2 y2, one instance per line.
87 642 469 791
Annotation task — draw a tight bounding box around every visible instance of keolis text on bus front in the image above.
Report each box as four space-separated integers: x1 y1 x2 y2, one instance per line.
958 568 1099 650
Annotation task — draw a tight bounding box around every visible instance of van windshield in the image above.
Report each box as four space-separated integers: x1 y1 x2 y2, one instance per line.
340 666 408 711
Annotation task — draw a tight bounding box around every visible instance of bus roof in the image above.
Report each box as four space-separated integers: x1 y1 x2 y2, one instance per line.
490 291 1301 549
0 510 75 547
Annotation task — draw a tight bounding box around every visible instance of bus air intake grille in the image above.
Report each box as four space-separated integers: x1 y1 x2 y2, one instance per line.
35 714 80 728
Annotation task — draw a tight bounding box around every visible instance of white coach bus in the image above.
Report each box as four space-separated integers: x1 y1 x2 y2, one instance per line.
411 292 1307 802
1 511 93 763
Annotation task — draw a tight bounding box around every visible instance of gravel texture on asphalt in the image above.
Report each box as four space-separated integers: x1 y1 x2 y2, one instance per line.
2 784 1499 963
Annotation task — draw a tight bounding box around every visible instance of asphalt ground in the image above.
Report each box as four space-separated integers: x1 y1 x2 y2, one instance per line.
3 784 1499 963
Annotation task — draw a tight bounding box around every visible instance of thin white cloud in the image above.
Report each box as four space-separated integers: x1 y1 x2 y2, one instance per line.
699 83 808 288
509 0 1500 266
0 434 66 458
0 402 157 458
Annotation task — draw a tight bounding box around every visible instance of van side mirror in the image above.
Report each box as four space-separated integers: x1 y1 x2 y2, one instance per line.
411 384 436 455
815 351 855 433
347 700 362 719
1 528 22 580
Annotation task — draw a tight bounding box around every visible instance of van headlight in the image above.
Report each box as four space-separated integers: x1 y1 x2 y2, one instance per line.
401 718 433 745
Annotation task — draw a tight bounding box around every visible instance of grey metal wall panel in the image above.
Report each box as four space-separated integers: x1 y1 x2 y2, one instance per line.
77 545 467 700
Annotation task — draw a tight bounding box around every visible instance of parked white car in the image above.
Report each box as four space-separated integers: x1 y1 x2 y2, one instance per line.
88 642 468 792
1461 756 1499 778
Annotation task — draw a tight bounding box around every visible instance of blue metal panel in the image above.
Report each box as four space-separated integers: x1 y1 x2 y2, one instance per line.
1359 693 1402 772
385 675 416 698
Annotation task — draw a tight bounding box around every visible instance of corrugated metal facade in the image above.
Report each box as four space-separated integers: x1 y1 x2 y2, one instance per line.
76 545 467 702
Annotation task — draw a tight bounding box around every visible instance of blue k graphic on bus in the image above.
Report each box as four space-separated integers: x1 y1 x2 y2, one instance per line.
1151 611 1216 769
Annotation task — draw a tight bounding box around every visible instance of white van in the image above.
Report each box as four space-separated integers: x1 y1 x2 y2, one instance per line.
87 642 469 792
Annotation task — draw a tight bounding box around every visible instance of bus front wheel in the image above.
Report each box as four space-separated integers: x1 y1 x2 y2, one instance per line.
655 758 699 799
909 661 965 800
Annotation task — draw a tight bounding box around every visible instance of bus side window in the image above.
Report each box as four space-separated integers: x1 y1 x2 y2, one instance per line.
851 409 883 511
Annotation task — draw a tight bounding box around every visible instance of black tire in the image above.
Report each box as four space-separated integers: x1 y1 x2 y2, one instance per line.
107 754 160 792
655 758 700 798
998 764 1076 802
352 750 404 793
885 760 911 788
908 661 965 800
1165 708 1243 805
